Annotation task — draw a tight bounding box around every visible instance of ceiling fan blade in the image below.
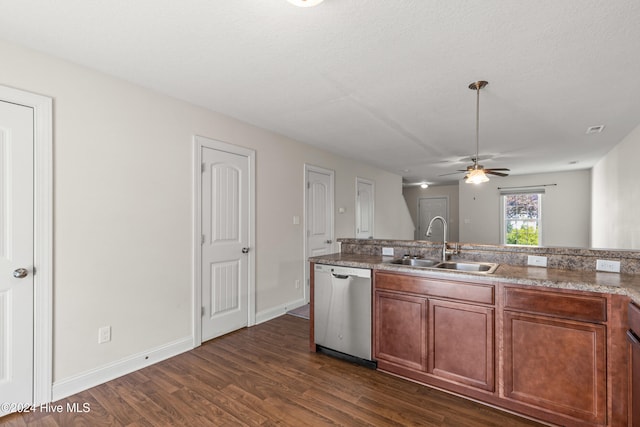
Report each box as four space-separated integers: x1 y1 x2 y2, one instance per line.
438 171 465 177
485 168 510 172
486 171 509 177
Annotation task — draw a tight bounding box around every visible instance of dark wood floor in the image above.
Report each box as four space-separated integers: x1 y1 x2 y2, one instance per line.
2 315 545 426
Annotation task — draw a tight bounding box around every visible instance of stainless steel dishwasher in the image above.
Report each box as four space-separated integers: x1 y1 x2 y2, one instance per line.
314 264 375 367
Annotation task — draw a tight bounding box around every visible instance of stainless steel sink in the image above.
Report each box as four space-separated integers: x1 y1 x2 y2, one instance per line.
388 258 440 268
434 261 499 274
386 258 498 274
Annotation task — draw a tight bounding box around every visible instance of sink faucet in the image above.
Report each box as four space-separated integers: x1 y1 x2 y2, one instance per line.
426 216 458 262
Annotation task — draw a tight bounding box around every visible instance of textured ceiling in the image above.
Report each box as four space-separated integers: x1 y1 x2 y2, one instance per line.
1 0 639 185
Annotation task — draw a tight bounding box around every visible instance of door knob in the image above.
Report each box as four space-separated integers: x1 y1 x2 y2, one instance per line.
325 240 333 244
242 247 250 254
13 268 28 279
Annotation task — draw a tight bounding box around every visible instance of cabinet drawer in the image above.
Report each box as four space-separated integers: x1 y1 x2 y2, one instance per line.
375 271 494 305
629 301 640 334
504 286 606 323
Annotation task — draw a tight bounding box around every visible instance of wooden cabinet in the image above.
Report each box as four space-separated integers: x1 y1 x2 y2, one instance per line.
373 271 629 426
501 287 608 424
429 299 494 391
503 311 607 424
374 271 495 394
629 302 640 426
374 291 426 370
502 286 608 425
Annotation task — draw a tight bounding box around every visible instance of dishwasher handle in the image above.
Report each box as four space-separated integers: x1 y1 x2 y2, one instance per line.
332 274 350 279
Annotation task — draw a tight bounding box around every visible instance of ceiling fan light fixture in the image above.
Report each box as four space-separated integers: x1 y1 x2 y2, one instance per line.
287 0 324 7
465 168 490 184
440 80 510 183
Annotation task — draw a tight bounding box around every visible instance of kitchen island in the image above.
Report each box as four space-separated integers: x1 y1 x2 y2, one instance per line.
310 240 640 427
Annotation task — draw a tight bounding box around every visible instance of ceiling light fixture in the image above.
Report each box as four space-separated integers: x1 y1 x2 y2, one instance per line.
466 81 490 184
465 168 489 184
439 83 510 183
287 0 324 7
462 81 511 184
420 183 429 189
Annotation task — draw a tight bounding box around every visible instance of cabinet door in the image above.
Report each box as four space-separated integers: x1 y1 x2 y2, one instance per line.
629 302 640 427
504 311 606 425
428 299 494 391
374 291 427 371
629 331 640 427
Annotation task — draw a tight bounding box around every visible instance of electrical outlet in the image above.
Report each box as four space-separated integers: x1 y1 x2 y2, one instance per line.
295 279 300 289
527 255 548 267
596 259 620 273
382 247 394 256
98 326 111 344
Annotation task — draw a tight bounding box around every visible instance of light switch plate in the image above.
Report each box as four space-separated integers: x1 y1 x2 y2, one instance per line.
382 247 394 256
527 255 548 267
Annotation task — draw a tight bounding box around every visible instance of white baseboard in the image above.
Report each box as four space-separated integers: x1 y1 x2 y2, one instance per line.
255 298 307 325
52 336 193 401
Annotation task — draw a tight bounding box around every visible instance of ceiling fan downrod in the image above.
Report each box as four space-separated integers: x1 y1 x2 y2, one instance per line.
469 81 488 168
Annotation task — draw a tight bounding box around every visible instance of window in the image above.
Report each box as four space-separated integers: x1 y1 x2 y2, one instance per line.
502 192 542 246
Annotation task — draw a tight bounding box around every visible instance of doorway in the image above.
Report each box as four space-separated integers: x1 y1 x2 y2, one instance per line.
0 85 53 412
193 136 255 345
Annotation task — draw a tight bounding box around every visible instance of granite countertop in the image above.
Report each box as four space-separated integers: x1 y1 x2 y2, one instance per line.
309 253 640 304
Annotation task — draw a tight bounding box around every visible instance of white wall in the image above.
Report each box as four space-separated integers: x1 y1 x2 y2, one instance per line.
459 170 591 247
0 39 412 387
592 123 640 249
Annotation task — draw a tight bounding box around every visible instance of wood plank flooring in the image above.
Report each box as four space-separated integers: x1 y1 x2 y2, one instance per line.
1 315 545 426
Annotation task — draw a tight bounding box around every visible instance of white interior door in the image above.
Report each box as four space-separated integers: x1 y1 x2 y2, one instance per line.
0 100 34 413
305 165 334 302
356 178 374 239
418 197 448 241
201 144 251 341
306 167 334 257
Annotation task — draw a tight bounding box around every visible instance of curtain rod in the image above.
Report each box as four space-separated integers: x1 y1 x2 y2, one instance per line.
497 184 557 190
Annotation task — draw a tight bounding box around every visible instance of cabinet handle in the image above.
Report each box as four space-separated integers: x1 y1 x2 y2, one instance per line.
627 329 640 346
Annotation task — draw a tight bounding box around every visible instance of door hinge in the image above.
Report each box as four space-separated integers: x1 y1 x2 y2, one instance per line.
307 181 310 189
201 234 205 245
201 163 206 173
201 306 205 316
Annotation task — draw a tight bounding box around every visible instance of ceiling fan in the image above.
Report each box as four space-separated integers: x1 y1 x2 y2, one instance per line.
443 81 510 184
